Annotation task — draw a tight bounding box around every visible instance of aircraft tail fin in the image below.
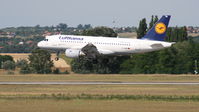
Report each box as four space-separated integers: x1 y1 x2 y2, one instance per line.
142 15 171 41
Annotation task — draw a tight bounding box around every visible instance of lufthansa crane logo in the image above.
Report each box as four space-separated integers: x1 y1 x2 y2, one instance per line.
155 22 166 34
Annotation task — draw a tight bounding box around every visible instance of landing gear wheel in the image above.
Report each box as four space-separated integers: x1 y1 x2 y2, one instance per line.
55 57 59 61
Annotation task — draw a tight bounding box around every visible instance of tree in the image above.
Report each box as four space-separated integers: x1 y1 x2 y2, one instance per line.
29 49 54 74
0 55 14 69
77 24 84 29
120 40 199 74
172 41 195 73
154 16 159 24
57 23 68 31
120 52 158 74
156 48 177 74
2 60 15 70
148 15 154 30
72 55 129 74
136 18 147 39
84 24 92 29
71 56 94 74
20 61 31 74
15 59 32 74
16 59 28 68
82 27 117 37
148 15 158 30
165 26 188 42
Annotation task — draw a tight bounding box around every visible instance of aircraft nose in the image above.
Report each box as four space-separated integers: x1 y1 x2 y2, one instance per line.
37 41 43 48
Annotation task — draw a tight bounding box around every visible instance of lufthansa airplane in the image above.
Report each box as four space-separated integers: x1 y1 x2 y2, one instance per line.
38 15 173 60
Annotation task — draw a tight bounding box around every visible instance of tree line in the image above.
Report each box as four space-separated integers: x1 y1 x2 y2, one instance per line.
120 40 199 74
0 36 43 53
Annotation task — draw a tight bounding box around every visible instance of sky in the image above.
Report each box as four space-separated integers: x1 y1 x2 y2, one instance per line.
0 0 198 28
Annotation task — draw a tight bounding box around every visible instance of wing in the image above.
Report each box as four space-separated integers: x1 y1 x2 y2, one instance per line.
81 43 100 59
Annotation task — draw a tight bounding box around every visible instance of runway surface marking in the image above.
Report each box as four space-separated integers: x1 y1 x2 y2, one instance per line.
0 82 199 85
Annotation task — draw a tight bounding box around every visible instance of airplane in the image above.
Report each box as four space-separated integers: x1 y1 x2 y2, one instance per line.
38 15 173 61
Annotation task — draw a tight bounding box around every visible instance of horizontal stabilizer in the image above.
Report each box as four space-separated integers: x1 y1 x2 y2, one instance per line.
150 44 164 49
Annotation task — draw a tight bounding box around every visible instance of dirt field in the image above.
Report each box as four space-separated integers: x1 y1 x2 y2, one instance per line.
188 33 199 37
118 32 137 38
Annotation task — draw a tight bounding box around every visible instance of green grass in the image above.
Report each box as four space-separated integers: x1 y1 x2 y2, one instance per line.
0 99 199 112
0 84 199 96
1 94 199 102
0 74 199 82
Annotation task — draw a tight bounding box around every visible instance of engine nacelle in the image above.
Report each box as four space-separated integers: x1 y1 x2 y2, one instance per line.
65 49 84 58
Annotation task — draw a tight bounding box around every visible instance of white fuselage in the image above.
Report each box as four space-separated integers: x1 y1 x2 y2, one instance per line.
38 35 173 56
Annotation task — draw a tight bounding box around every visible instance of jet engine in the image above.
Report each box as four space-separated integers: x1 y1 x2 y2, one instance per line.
65 49 84 58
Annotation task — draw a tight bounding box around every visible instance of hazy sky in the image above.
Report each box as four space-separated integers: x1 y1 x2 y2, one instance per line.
0 0 198 28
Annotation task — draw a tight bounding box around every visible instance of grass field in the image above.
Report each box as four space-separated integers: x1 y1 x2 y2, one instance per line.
0 74 199 112
0 74 199 82
0 74 199 96
0 84 199 96
1 74 199 96
1 99 199 112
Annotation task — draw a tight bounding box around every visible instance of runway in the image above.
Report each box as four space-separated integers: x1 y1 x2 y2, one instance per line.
0 82 199 85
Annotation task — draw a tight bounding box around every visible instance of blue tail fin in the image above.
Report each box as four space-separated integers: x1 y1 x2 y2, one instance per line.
142 15 171 41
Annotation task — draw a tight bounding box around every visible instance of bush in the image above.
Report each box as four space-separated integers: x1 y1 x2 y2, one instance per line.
29 49 54 74
53 68 70 74
2 60 15 70
7 70 15 75
20 64 32 74
0 55 14 69
16 59 28 68
53 68 60 74
63 70 69 74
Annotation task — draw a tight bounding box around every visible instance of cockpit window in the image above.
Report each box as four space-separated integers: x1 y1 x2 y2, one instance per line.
44 39 48 41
